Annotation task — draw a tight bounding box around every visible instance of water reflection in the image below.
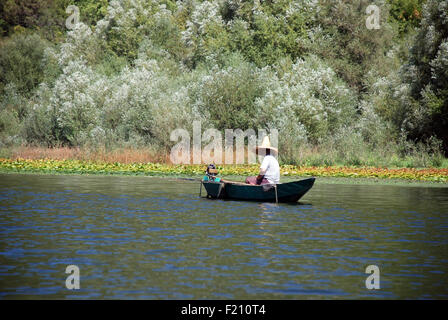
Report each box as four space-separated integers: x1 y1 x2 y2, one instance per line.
0 173 447 299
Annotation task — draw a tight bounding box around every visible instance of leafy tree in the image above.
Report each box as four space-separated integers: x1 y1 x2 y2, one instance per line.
311 0 395 93
386 0 425 34
0 33 50 96
198 54 268 131
1 0 50 30
233 0 312 67
401 0 448 152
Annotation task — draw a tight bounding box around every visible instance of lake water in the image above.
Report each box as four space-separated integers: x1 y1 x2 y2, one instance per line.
0 173 447 299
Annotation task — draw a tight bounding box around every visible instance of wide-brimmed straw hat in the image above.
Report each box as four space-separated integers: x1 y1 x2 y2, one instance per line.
256 136 278 155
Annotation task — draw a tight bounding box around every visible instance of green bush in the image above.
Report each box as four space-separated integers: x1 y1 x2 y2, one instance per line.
395 0 448 153
196 54 269 131
0 33 51 95
310 0 395 93
387 0 424 34
0 0 446 167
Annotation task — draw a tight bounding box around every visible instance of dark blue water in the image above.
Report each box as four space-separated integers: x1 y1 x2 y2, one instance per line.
0 173 447 299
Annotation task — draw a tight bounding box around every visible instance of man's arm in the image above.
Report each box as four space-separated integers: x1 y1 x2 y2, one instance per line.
258 156 270 182
257 168 267 183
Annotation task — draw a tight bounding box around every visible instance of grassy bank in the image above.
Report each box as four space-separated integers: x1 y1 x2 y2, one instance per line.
2 145 448 168
1 158 447 183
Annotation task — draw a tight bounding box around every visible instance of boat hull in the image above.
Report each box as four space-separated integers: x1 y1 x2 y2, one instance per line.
202 177 315 203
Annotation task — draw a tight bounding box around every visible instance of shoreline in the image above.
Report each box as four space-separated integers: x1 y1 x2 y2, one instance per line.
1 158 447 186
1 169 446 188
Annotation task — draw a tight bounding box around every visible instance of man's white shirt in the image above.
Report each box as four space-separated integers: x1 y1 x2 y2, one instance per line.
260 155 280 184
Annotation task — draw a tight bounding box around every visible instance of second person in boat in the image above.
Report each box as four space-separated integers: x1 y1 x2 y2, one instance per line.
245 136 280 185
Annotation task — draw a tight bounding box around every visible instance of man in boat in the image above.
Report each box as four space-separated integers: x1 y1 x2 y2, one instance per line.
245 136 280 185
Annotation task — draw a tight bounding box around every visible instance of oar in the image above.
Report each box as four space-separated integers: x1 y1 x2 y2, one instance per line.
165 177 204 197
175 177 202 182
274 184 278 204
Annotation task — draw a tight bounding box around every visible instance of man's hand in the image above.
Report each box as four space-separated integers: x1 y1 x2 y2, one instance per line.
256 168 266 184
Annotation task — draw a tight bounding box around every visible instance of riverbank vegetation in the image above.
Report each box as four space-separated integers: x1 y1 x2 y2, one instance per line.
1 0 447 168
1 158 447 183
1 144 447 169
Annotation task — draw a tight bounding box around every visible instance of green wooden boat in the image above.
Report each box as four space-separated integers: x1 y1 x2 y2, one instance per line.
201 177 315 203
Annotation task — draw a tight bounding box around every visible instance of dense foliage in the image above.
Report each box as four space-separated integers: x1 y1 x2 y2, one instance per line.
0 0 447 167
